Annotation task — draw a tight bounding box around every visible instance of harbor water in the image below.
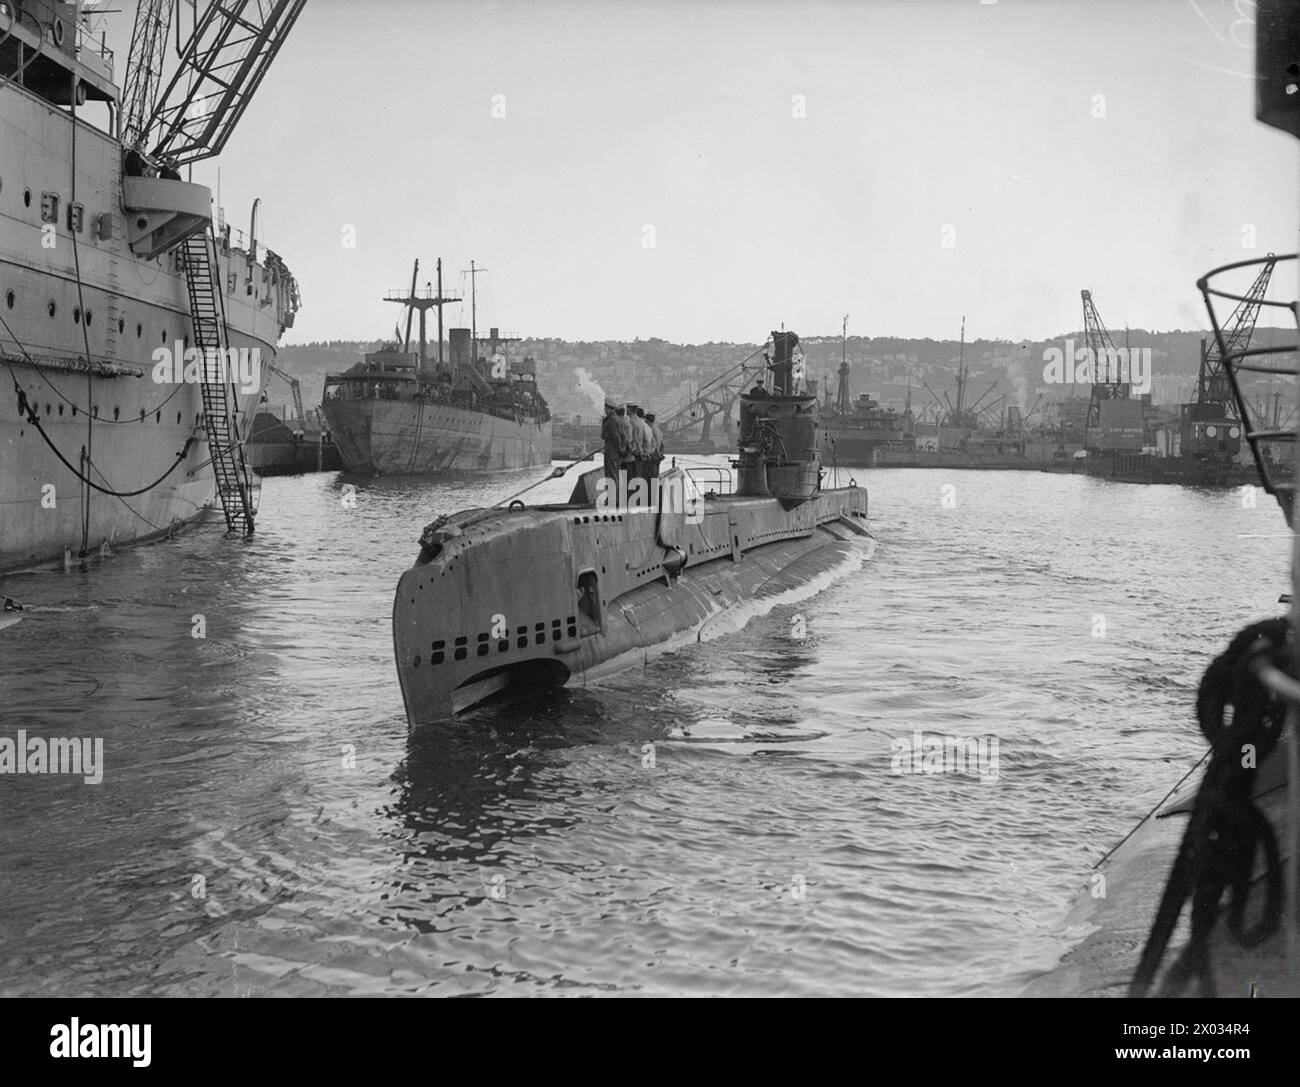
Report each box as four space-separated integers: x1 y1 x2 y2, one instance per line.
0 462 1288 996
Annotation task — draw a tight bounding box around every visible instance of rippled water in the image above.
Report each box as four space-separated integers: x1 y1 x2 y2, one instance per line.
0 460 1290 996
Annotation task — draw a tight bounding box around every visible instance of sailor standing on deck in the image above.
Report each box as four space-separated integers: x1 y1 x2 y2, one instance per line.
600 400 624 487
623 404 642 492
630 405 652 483
614 405 635 502
632 406 653 482
645 412 664 479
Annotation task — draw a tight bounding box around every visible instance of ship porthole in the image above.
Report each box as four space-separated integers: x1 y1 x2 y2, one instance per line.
4 290 12 309
23 189 31 207
48 301 56 317
118 318 125 333
72 307 80 324
84 309 92 326
136 323 142 338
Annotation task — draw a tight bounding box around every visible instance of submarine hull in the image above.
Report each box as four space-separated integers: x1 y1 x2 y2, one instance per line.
392 471 872 724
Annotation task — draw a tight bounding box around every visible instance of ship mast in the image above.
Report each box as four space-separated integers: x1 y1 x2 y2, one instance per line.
836 314 851 414
437 259 445 367
402 259 419 353
954 316 967 421
384 259 460 379
468 260 486 363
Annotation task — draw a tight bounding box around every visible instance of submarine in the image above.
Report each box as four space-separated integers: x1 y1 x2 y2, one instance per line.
392 330 877 724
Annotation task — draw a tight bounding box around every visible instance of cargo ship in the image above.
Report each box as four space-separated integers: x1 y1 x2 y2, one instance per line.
820 392 913 466
392 329 875 723
0 0 302 573
817 319 914 466
321 259 552 475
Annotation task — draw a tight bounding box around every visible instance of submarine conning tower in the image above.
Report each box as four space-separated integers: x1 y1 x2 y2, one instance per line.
735 330 822 503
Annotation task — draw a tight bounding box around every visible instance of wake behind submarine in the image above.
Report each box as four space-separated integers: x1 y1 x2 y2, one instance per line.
392 330 877 723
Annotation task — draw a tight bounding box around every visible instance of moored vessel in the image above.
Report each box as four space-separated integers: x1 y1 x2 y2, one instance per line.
0 0 302 573
321 259 552 475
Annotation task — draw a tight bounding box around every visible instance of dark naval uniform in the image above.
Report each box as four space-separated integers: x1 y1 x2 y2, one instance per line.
601 406 625 486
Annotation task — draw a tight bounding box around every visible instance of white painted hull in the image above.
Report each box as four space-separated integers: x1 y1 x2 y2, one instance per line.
0 76 295 572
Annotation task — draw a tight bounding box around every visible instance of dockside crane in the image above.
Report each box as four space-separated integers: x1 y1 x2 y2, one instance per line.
263 361 305 434
1082 289 1128 431
1182 256 1277 459
658 352 767 444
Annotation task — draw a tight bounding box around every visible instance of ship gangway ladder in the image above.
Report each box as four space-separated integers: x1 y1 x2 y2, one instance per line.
182 227 257 536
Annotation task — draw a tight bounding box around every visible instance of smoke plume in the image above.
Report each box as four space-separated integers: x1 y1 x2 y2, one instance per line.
575 367 608 416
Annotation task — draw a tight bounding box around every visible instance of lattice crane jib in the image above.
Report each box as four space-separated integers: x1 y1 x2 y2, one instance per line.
1082 289 1129 430
122 0 174 150
1195 257 1277 419
124 0 307 169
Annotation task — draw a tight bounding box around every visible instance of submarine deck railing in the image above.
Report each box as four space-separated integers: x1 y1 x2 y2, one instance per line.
683 466 732 495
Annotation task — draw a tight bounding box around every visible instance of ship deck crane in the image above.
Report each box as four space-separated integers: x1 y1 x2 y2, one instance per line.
125 0 307 168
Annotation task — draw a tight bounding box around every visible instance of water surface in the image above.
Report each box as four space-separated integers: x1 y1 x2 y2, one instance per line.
0 461 1288 995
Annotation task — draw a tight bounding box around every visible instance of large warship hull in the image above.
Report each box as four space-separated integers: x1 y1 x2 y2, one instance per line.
323 398 553 475
1 66 292 574
393 468 872 723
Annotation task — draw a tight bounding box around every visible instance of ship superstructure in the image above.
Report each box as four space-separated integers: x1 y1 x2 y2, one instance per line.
0 0 303 572
321 259 552 475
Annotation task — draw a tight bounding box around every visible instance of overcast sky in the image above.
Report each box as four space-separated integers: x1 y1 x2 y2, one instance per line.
112 0 1297 344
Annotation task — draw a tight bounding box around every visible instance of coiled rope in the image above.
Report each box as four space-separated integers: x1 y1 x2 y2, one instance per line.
1129 618 1290 997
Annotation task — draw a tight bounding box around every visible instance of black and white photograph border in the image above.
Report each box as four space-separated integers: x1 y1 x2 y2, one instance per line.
0 0 1298 1049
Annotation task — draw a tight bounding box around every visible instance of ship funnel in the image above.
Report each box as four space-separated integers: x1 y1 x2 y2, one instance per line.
449 328 472 366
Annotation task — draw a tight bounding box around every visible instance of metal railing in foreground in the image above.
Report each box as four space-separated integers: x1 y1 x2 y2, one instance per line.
1197 253 1298 524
